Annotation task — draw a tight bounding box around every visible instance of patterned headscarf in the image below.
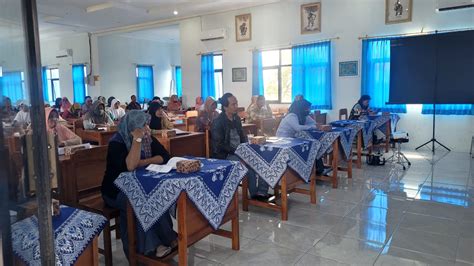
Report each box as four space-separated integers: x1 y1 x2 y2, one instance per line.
118 110 153 158
85 100 108 124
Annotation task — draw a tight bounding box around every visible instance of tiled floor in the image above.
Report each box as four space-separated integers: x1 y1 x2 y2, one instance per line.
101 149 474 265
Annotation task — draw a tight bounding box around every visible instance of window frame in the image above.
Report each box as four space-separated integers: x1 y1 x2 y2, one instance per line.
262 48 292 104
213 54 223 99
45 68 60 101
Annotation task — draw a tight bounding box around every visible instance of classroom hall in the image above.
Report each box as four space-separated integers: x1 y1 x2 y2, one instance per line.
0 0 473 265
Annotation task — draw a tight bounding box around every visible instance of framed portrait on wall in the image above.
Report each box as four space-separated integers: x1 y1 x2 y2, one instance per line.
235 13 251 42
301 2 321 34
232 68 247 82
385 0 413 24
339 61 359 77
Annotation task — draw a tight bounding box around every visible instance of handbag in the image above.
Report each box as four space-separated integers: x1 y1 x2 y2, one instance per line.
366 153 386 166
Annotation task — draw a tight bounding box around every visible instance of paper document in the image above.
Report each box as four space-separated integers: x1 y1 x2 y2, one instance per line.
146 157 190 173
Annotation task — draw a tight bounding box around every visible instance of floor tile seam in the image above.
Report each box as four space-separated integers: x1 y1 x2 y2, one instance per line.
394 226 462 239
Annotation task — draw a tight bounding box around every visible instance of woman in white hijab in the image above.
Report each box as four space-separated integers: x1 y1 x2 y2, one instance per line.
108 98 126 121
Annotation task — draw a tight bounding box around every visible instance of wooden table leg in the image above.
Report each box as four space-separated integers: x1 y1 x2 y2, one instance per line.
385 120 391 153
280 175 288 221
242 176 249 211
310 173 316 204
357 131 362 169
177 193 188 266
347 152 353 179
231 192 240 250
331 139 339 188
126 201 138 266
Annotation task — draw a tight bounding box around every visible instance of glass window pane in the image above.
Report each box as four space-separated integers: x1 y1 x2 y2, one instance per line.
214 72 223 99
213 55 223 70
281 49 292 65
263 68 279 101
51 68 59 79
281 66 292 103
46 69 51 79
262 50 279 67
52 80 61 99
83 66 87 78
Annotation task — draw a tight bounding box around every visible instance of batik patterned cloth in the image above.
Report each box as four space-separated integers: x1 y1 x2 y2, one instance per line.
295 130 342 160
234 138 320 188
114 157 247 232
331 120 374 148
328 127 357 159
12 206 107 266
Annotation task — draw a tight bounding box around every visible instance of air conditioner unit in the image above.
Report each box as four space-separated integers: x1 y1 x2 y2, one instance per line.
200 28 226 41
436 0 473 11
56 49 73 58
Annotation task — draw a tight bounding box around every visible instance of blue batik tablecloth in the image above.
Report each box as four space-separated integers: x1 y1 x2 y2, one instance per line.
331 120 375 148
12 205 107 266
234 138 320 188
295 130 346 160
114 157 247 232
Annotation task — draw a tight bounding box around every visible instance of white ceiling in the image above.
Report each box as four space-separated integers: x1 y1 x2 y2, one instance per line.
36 0 280 39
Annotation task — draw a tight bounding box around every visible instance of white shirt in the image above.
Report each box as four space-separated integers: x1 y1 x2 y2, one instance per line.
276 113 316 138
13 110 30 126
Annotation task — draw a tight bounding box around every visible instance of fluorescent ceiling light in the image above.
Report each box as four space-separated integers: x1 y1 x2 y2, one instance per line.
43 16 62 22
86 2 115 13
173 10 178 15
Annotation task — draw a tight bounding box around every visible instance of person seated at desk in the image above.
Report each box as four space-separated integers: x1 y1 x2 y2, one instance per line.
69 103 82 118
108 98 126 121
126 95 142 111
167 95 181 112
83 101 114 130
12 102 30 128
107 96 115 108
101 110 177 259
247 95 273 123
194 96 204 111
60 97 72 119
211 93 270 201
45 107 82 147
1 96 16 123
81 96 93 116
276 99 326 175
148 102 174 131
349 95 372 120
196 97 219 132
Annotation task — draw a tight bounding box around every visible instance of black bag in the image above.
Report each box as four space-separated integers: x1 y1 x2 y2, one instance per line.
366 154 386 166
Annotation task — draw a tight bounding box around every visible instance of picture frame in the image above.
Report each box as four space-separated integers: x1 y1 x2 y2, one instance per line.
232 68 247 82
235 13 251 42
301 2 321 34
339 61 358 77
385 0 413 24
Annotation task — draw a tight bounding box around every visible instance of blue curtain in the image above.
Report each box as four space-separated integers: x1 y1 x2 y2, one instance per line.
136 65 154 103
201 54 215 99
175 66 182 97
42 67 49 102
361 39 406 113
252 50 264 96
72 64 86 104
0 71 23 104
292 41 332 110
422 104 473 115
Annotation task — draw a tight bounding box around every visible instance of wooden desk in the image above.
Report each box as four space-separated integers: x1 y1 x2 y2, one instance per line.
318 137 340 188
173 120 187 131
242 123 257 136
155 132 206 157
15 236 99 266
76 129 116 146
127 191 239 266
241 167 316 221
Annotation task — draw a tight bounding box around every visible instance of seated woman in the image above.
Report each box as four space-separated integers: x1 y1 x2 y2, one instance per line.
13 102 30 128
349 95 372 120
83 101 114 130
194 96 203 111
276 99 326 175
167 95 182 112
45 107 82 146
247 95 273 123
108 99 126 121
101 111 177 258
148 102 173 131
1 96 16 123
196 97 219 132
60 97 72 119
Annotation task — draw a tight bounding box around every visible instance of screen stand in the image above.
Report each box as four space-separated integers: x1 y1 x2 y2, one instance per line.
415 103 451 153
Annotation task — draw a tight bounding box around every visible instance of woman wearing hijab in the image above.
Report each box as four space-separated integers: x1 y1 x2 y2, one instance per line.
60 97 72 119
349 95 372 120
276 99 316 138
83 101 114 130
167 95 181 112
13 102 31 128
101 110 177 258
194 96 204 111
1 96 16 123
147 102 173 131
196 97 219 132
45 107 81 146
107 96 116 108
69 103 82 118
246 95 258 114
107 99 126 121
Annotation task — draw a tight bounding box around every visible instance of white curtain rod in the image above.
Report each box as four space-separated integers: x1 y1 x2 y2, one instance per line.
249 37 340 52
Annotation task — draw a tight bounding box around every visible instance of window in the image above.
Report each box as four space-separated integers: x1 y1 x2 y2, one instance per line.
213 55 223 99
262 49 292 103
175 66 182 97
72 64 87 104
0 71 25 104
44 68 60 102
136 65 154 103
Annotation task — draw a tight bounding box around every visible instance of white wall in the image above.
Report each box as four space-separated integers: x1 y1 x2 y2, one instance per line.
97 35 180 104
179 0 474 152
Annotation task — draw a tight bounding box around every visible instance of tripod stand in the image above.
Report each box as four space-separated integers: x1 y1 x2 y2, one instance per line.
415 103 451 153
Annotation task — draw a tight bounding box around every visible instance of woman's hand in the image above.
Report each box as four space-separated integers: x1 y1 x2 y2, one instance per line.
131 128 145 140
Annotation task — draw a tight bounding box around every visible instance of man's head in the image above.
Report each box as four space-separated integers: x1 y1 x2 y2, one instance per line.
131 95 137 103
85 96 92 106
220 93 238 115
257 95 266 109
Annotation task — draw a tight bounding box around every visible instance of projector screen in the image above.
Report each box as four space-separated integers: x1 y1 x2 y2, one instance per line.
389 30 474 104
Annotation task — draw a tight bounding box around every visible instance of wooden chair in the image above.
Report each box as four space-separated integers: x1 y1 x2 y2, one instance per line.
339 108 348 120
313 111 327 125
185 110 198 118
61 146 119 266
259 118 277 136
185 117 197 132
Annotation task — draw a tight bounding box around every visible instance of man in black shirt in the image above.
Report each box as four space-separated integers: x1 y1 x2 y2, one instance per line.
126 95 142 111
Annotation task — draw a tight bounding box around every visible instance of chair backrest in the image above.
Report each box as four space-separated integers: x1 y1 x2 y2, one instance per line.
313 112 327 125
186 110 198 118
185 116 197 132
260 118 277 137
339 108 348 120
61 146 108 205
